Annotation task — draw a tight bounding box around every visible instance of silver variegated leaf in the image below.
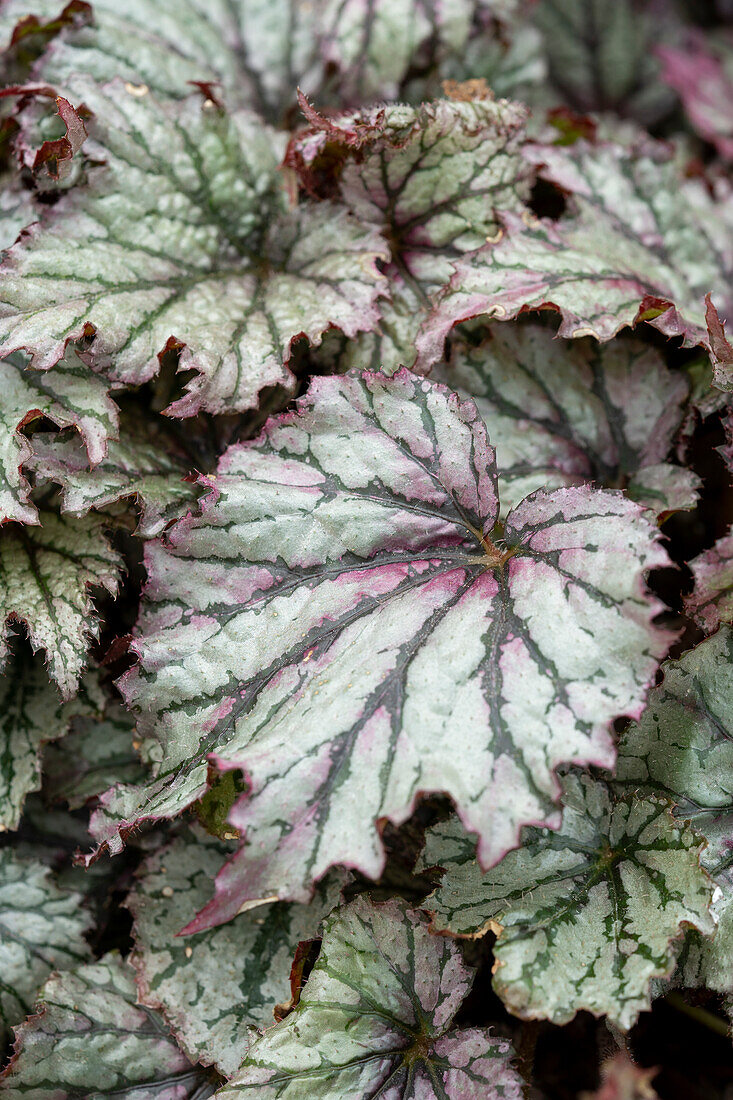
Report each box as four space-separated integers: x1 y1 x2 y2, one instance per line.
0 509 122 699
298 95 531 374
658 29 733 161
0 850 92 1046
129 827 346 1077
0 645 104 829
417 141 733 368
684 531 733 632
0 954 217 1099
102 370 671 927
217 895 524 1100
0 78 388 417
435 324 697 517
418 773 713 1029
0 350 118 525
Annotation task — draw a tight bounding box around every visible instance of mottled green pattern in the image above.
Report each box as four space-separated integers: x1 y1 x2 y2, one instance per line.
218 896 524 1099
419 773 713 1028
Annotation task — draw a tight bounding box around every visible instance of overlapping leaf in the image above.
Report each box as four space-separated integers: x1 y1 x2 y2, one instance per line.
292 95 531 374
0 350 118 525
0 78 388 416
218 895 524 1100
29 412 198 537
100 370 672 926
658 30 733 160
129 827 346 1077
0 954 217 1098
0 850 92 1046
0 508 122 698
417 140 733 368
435 324 697 516
0 644 103 829
418 772 713 1029
684 532 733 631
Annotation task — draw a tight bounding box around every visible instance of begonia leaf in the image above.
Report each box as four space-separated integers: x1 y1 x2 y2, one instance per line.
217 895 524 1100
684 532 733 632
434 325 697 517
292 95 530 374
0 850 92 1046
658 30 733 160
0 349 118 525
0 508 122 698
0 954 218 1099
97 370 670 926
417 141 733 368
418 773 713 1029
129 827 346 1077
0 78 388 417
0 644 103 829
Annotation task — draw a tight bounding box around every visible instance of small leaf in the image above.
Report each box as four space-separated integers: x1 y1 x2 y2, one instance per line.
0 643 103 829
685 531 733 632
129 827 347 1077
0 850 92 1046
217 895 524 1100
435 324 697 518
0 508 122 699
0 954 217 1099
581 1053 659 1100
105 370 670 923
417 141 733 368
0 78 388 416
0 349 119 525
418 773 713 1029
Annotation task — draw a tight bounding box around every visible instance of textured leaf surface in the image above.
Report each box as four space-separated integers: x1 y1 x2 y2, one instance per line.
109 370 671 924
0 954 217 1099
418 773 713 1029
0 509 121 698
0 79 388 416
0 350 118 525
0 850 92 1046
0 645 103 829
658 31 733 160
294 96 530 374
42 699 146 809
417 141 733 367
29 413 197 537
129 827 346 1077
218 895 524 1100
435 325 695 516
533 0 677 124
684 531 733 632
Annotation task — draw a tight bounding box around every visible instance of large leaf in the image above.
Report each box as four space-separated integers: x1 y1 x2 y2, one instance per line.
532 0 677 125
658 30 733 161
0 644 103 829
0 509 122 698
0 349 118 525
103 370 671 926
0 78 388 416
0 850 92 1046
292 94 531 374
684 531 733 632
0 954 218 1099
218 895 524 1100
435 324 698 517
129 827 346 1077
29 412 198 537
416 141 733 368
418 772 713 1029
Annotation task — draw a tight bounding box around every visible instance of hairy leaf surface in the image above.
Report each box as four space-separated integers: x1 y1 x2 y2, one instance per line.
218 895 524 1100
0 79 388 416
0 851 92 1046
0 954 217 1099
417 141 733 367
0 509 121 698
0 350 118 525
435 325 696 516
106 371 671 924
129 827 346 1077
418 773 713 1029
